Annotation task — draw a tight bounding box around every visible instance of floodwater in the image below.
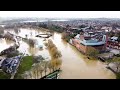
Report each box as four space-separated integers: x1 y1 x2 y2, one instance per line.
0 28 116 79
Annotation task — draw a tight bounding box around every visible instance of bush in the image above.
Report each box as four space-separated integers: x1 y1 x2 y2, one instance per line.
61 32 67 39
47 25 64 33
33 55 45 63
28 39 36 47
86 47 99 59
6 50 20 58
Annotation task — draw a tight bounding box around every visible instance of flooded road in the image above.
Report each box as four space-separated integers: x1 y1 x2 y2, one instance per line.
0 28 116 79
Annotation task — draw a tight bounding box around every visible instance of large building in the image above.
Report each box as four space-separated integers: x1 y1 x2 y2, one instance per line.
69 31 107 54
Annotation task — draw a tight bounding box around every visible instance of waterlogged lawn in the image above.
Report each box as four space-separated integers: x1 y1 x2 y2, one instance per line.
14 56 33 79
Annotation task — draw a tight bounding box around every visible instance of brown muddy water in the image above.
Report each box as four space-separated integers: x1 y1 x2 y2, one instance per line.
0 28 116 79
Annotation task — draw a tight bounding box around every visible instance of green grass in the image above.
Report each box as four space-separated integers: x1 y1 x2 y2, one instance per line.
105 57 120 63
0 71 11 79
14 56 33 79
116 73 120 79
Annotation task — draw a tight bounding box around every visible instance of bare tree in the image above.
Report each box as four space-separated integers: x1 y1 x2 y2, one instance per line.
38 63 44 78
42 61 49 76
56 58 62 70
48 61 52 73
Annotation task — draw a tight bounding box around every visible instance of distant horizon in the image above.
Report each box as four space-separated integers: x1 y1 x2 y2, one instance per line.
0 11 120 18
1 17 120 19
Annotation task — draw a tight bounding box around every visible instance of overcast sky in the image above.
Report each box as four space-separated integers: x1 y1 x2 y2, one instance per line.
0 11 120 18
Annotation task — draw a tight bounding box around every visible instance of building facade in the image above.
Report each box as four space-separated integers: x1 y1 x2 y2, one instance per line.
70 32 107 54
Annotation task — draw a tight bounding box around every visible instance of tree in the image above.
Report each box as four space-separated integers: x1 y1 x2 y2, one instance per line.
48 61 52 73
4 32 15 41
49 59 56 71
51 46 57 53
88 26 94 30
38 63 44 78
51 50 62 59
44 42 48 47
48 39 54 49
108 31 115 37
14 28 19 34
61 32 68 39
55 58 62 70
66 25 70 29
28 38 36 47
79 25 86 28
47 39 62 73
0 26 4 34
86 47 99 58
31 67 37 79
41 61 49 76
49 58 62 72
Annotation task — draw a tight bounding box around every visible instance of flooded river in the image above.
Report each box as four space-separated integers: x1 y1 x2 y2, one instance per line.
0 28 116 79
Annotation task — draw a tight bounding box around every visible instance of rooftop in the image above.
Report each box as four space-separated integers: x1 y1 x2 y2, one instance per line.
74 31 106 46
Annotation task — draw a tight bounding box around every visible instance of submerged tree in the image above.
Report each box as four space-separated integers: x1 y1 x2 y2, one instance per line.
49 59 57 71
55 58 62 70
47 39 62 59
14 28 19 34
29 39 35 45
48 61 52 73
51 50 62 59
38 63 45 78
41 61 49 76
4 32 15 41
49 58 62 72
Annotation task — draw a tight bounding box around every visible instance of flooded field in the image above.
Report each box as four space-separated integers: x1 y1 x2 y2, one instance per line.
0 28 116 79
